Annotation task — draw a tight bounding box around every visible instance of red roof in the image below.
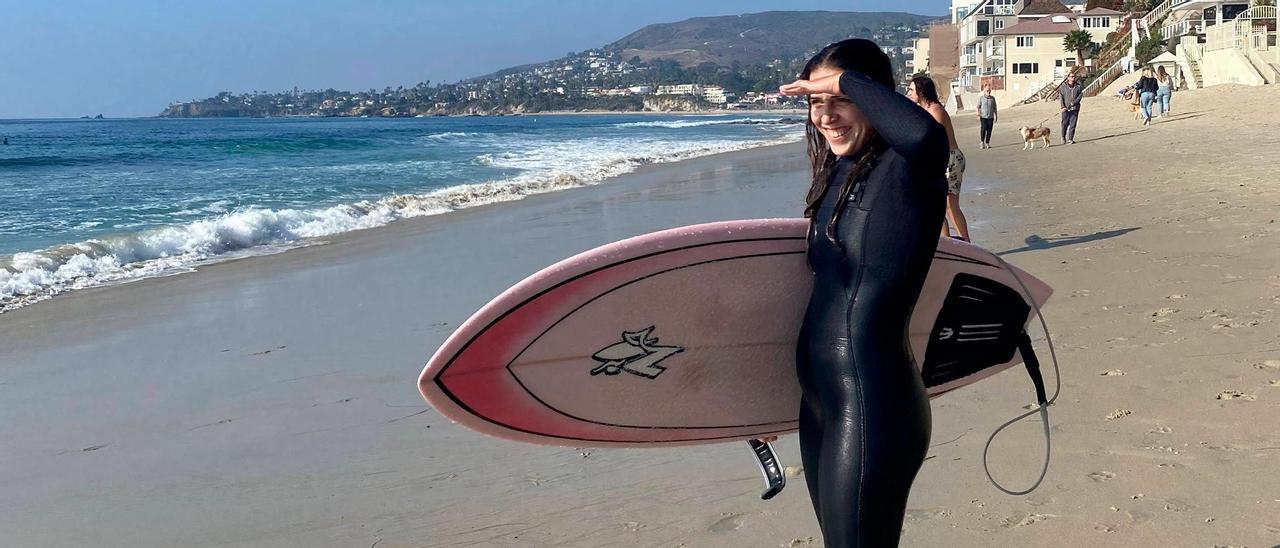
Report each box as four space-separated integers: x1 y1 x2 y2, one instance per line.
1019 0 1072 15
1079 7 1123 15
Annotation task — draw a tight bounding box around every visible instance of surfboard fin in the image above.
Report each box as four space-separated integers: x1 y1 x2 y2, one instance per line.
746 439 785 500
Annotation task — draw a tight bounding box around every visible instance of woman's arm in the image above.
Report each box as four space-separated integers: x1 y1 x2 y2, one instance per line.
781 70 947 167
836 71 948 163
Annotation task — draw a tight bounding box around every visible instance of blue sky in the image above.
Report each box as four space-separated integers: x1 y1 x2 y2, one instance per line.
0 1 947 118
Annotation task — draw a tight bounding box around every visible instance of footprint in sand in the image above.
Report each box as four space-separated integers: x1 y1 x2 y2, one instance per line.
708 513 745 533
1216 390 1256 401
999 512 1053 528
905 508 950 521
1100 369 1126 376
1149 426 1173 434
1105 409 1133 420
1125 510 1156 526
1254 360 1280 371
1162 499 1193 512
1087 471 1116 482
1166 294 1187 300
1150 307 1178 323
1269 380 1280 388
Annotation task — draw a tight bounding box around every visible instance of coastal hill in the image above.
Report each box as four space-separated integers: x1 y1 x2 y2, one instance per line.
607 11 937 67
161 10 941 117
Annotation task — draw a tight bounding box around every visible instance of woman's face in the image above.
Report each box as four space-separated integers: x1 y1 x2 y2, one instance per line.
808 65 873 157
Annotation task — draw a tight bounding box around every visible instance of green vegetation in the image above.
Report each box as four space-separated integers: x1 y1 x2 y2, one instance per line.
1063 30 1095 68
1135 28 1166 64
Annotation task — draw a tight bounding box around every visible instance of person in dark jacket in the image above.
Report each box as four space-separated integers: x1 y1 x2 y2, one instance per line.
1057 72 1083 144
778 38 947 546
1135 68 1159 126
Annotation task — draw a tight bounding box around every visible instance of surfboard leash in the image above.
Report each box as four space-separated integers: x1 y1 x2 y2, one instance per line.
982 254 1063 496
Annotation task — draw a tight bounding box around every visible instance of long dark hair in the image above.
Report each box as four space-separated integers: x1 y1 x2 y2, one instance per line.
909 75 941 105
801 39 894 243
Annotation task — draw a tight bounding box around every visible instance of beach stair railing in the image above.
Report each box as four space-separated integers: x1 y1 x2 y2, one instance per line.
1021 66 1084 105
1162 13 1203 42
1083 58 1125 97
1141 0 1173 34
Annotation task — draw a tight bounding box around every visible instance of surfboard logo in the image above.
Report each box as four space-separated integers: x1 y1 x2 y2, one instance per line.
589 326 684 379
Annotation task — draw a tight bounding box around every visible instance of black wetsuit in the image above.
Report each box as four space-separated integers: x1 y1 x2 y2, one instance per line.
796 71 949 546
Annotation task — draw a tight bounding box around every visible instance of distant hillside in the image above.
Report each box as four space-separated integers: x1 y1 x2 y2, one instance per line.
606 11 940 67
162 10 943 117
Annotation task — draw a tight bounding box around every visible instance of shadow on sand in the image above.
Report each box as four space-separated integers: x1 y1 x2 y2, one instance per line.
997 227 1141 256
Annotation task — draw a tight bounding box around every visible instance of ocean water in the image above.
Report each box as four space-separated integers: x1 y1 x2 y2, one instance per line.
0 114 803 312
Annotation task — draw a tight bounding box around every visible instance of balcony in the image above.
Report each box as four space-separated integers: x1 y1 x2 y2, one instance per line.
963 53 978 66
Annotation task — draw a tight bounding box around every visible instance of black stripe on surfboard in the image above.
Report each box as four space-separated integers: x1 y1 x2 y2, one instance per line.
936 248 999 268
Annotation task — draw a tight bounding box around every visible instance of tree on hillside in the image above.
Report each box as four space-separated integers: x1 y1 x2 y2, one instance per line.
1134 28 1165 63
1063 30 1094 68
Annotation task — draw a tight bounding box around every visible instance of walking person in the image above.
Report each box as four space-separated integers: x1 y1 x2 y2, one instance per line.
906 76 970 242
1135 68 1159 126
778 38 948 546
1058 71 1082 144
1155 65 1173 117
976 85 997 149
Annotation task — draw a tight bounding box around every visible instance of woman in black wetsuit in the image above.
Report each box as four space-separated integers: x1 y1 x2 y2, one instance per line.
778 39 949 546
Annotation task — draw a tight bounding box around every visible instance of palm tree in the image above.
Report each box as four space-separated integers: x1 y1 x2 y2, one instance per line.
1063 30 1094 70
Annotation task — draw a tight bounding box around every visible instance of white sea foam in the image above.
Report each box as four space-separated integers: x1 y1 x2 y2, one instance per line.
614 117 797 129
0 131 802 313
420 131 489 142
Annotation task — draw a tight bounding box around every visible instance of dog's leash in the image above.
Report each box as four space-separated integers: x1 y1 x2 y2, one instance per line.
1031 113 1055 129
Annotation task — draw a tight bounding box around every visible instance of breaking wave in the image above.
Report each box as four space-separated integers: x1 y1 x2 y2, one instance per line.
1 132 802 313
614 117 803 129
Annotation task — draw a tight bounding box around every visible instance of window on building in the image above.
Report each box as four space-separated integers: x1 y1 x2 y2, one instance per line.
1016 36 1034 48
984 0 1017 15
995 19 1006 30
978 20 990 36
1013 63 1039 74
1082 16 1111 28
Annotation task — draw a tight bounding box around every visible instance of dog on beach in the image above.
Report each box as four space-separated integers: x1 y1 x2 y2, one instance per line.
1019 126 1052 150
1122 87 1141 119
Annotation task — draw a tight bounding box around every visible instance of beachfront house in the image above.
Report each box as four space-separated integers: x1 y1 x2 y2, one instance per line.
1157 0 1278 87
992 15 1080 102
955 0 1021 95
953 0 1082 99
1076 7 1124 44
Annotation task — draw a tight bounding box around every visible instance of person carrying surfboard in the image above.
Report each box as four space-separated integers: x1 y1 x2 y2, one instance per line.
777 38 949 547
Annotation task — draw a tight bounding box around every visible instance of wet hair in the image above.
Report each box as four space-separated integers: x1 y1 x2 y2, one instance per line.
909 75 941 105
800 39 894 243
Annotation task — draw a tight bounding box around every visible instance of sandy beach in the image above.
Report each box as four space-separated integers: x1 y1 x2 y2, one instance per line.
3 84 1279 547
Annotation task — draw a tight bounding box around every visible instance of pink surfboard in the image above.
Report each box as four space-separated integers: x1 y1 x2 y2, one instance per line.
419 219 1052 447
